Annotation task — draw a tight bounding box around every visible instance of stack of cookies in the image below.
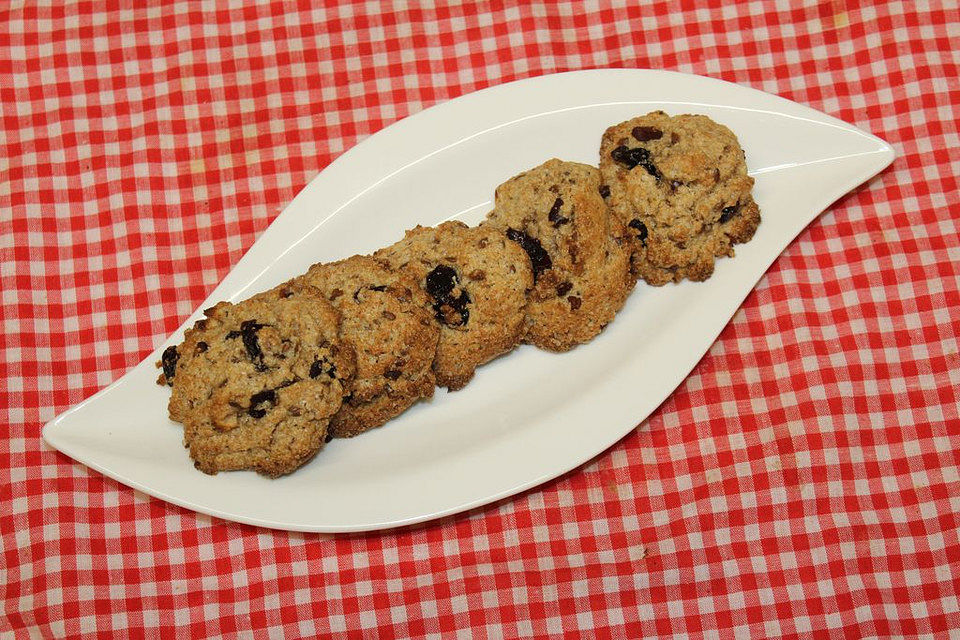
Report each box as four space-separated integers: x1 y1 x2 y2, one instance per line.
157 111 761 477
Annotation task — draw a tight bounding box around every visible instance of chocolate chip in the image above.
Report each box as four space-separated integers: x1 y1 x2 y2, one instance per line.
599 184 611 199
610 145 661 180
248 389 276 419
547 197 569 226
506 228 552 282
632 126 663 142
310 357 337 379
194 341 208 355
556 282 573 297
226 320 268 371
161 346 179 384
384 369 402 380
324 432 334 443
425 265 459 300
568 296 582 310
628 219 648 245
193 319 208 330
719 203 740 223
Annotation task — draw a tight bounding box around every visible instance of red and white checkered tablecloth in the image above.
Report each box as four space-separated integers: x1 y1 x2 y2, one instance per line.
2 1 959 637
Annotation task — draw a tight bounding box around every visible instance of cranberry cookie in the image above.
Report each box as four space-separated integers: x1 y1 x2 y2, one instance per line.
375 221 533 390
599 111 761 285
298 255 439 438
161 281 355 476
485 159 634 351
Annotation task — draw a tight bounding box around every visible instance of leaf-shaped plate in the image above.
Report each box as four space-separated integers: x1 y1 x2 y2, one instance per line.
43 70 894 532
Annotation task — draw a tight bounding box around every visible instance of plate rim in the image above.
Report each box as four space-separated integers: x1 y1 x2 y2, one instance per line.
42 68 896 532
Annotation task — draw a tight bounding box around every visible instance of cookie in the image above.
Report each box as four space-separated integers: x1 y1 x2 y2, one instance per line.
297 255 439 438
162 281 355 477
375 221 533 390
484 159 634 351
599 110 761 285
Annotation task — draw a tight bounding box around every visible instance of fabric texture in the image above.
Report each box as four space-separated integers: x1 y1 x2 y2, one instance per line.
2 1 959 637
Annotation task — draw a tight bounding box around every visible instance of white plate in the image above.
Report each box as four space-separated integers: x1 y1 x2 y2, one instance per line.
43 70 894 532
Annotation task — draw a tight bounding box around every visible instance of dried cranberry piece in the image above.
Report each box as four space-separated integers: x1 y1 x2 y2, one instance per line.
432 291 471 327
719 203 740 223
632 126 663 142
425 265 471 327
161 346 179 384
226 320 268 371
610 145 661 180
248 389 276 419
547 197 569 226
353 284 388 302
310 357 337 379
628 219 648 245
506 228 552 282
425 265 459 299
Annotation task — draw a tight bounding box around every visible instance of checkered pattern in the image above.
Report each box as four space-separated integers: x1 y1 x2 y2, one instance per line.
3 0 959 636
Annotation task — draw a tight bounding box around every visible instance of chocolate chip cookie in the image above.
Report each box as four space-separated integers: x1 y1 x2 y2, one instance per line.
297 255 439 438
162 281 355 476
375 221 533 390
599 111 761 285
484 159 634 351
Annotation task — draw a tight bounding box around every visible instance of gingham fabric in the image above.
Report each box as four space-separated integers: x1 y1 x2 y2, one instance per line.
2 0 959 637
